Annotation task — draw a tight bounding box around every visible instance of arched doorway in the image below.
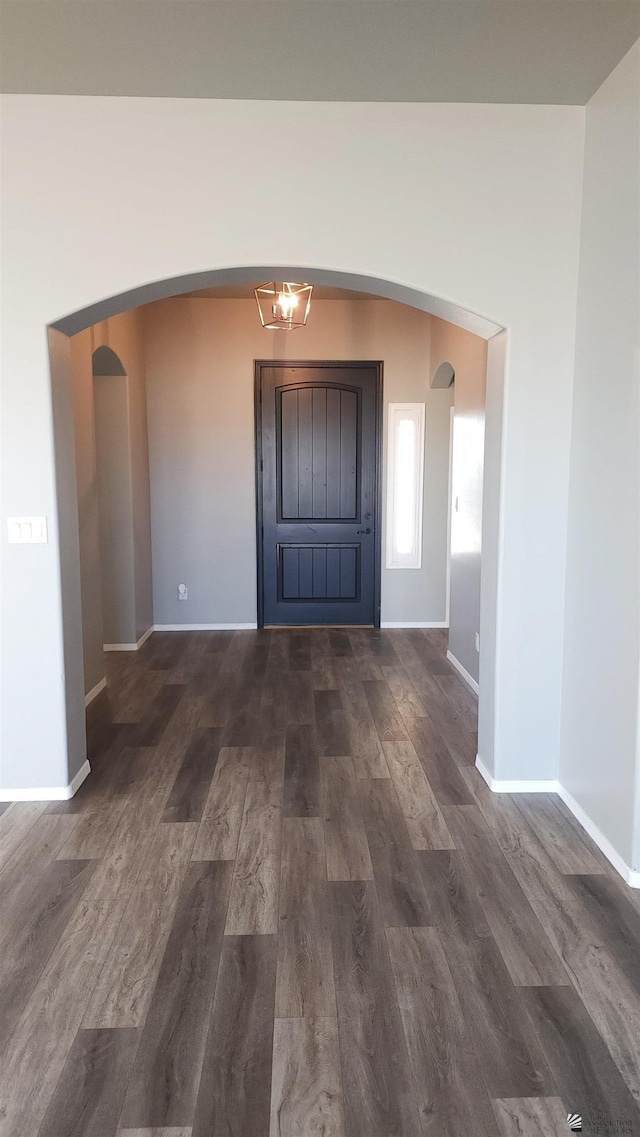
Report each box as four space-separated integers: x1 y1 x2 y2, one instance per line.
46 267 506 799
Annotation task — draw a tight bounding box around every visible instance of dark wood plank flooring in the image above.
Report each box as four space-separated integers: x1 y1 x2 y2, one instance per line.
0 628 639 1137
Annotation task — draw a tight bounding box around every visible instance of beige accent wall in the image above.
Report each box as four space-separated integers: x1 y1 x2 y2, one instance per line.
430 317 488 684
142 296 453 627
71 309 153 695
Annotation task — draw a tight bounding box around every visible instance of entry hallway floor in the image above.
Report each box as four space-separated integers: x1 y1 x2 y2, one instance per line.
1 629 640 1136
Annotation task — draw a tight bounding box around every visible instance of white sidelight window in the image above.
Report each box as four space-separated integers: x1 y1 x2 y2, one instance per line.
386 402 425 569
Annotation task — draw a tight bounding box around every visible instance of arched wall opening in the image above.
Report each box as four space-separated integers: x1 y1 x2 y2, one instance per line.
45 265 507 800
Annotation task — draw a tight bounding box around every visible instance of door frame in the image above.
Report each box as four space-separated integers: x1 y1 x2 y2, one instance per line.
254 359 384 629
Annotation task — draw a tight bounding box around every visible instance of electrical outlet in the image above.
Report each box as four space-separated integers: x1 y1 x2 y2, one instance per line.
178 583 188 601
475 632 480 652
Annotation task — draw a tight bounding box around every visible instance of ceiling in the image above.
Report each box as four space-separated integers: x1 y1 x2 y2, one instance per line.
1 1 638 106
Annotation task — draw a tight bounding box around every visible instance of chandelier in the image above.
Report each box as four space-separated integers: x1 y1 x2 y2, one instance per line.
254 281 313 330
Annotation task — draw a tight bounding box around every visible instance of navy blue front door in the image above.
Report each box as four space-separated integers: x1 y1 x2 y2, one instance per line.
256 362 381 626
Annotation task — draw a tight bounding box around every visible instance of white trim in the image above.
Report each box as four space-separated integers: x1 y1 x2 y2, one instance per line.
445 404 454 627
446 649 479 695
153 622 258 631
557 784 640 889
84 676 107 707
0 759 91 802
386 402 426 569
475 757 640 889
381 620 448 629
103 626 153 652
475 756 558 795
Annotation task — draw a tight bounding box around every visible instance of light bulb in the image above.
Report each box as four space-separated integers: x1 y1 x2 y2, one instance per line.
278 292 297 317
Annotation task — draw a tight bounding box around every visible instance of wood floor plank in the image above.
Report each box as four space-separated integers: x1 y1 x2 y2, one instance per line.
197 669 238 728
134 684 186 746
0 859 95 1040
120 860 233 1130
223 675 265 745
359 777 432 927
515 793 606 875
564 873 640 999
288 631 312 671
119 1130 192 1137
329 880 423 1137
192 935 277 1137
190 746 250 860
443 803 570 986
224 778 282 935
270 1016 345 1137
36 1027 139 1137
467 778 640 1101
383 740 454 850
314 690 350 756
328 629 353 657
55 800 128 859
285 669 314 725
417 850 552 1098
333 659 391 778
381 664 429 719
119 1130 192 1136
0 814 81 950
362 678 409 742
161 727 224 823
276 817 336 1018
283 724 320 817
0 801 48 873
248 737 286 786
433 671 478 733
405 711 474 806
83 822 197 1028
310 636 337 690
352 628 401 667
395 638 476 768
491 1097 569 1137
0 887 142 1136
320 757 373 881
386 926 499 1137
521 984 640 1131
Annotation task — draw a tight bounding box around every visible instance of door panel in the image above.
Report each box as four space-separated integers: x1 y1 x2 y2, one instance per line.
257 363 381 626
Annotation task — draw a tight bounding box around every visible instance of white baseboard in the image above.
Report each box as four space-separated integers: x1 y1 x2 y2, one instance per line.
446 649 479 695
84 676 107 707
153 622 258 631
0 759 91 803
381 621 449 629
475 757 639 889
556 784 640 889
475 757 558 794
104 626 154 652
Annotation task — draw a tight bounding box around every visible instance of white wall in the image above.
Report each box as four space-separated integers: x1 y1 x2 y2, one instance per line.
560 42 640 871
430 317 487 683
143 296 451 627
71 310 153 696
0 95 584 795
71 330 105 695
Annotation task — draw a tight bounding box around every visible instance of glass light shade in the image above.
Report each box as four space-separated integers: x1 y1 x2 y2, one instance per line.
254 282 313 330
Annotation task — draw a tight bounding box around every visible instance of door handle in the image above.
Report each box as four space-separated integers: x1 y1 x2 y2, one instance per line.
357 528 371 535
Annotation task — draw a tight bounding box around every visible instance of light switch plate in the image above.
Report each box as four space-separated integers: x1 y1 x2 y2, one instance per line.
7 517 48 544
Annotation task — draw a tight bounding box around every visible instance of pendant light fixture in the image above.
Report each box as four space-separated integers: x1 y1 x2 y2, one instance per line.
254 281 313 330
